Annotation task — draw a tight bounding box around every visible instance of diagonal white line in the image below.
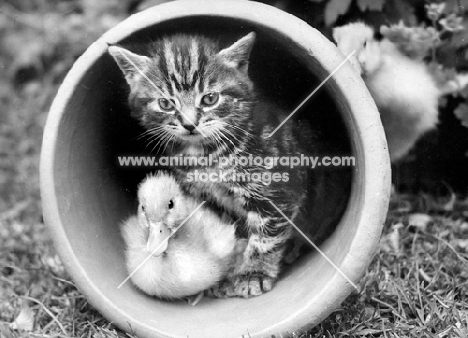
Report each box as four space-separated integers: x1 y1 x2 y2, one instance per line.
268 200 358 290
114 48 207 137
117 201 206 289
266 50 357 139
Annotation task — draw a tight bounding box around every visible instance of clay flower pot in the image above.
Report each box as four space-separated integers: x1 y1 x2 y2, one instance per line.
40 1 391 337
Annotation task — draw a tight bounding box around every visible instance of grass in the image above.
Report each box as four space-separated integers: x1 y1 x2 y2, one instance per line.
308 194 468 337
1 1 468 337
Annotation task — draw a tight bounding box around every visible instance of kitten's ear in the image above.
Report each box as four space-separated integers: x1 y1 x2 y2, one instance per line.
108 45 150 84
218 32 256 73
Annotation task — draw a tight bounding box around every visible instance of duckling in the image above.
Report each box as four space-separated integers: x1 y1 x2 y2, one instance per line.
120 172 246 304
333 22 439 162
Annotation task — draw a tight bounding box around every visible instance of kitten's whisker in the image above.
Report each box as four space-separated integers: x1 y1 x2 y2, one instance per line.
160 131 172 149
146 129 166 143
207 130 222 150
213 124 240 153
157 131 173 151
145 135 159 146
144 130 166 150
205 130 217 146
162 133 176 154
144 132 163 145
220 126 241 145
160 129 176 150
150 142 159 154
148 137 162 153
152 136 168 154
170 135 176 153
136 127 161 140
139 127 167 148
216 128 236 150
135 133 149 141
144 139 156 151
218 122 254 141
136 130 159 144
150 129 171 153
206 128 219 142
221 134 236 154
211 129 233 156
231 125 254 139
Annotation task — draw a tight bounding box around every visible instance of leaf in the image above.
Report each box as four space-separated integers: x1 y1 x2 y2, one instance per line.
460 222 468 232
380 22 438 60
354 328 386 335
408 213 432 231
357 0 385 12
444 0 468 14
439 14 464 33
452 238 468 250
363 305 378 320
384 0 417 26
9 302 34 331
0 325 21 338
324 0 352 26
437 68 468 96
454 103 468 128
440 18 468 48
388 228 400 253
441 192 457 211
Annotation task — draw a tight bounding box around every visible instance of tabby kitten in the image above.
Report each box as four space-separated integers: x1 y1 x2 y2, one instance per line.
109 32 312 298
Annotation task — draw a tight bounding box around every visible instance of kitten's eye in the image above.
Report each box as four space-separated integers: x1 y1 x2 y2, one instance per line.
141 205 146 212
363 41 367 48
201 92 219 107
158 98 175 112
168 200 174 210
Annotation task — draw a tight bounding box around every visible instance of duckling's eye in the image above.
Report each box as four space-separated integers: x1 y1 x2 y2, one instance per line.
363 41 367 48
168 200 174 210
141 205 146 212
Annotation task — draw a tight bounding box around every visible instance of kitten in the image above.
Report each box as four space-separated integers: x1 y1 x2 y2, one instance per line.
109 33 313 298
333 22 439 162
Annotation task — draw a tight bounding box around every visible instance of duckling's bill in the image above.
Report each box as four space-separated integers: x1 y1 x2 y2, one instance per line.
146 221 171 256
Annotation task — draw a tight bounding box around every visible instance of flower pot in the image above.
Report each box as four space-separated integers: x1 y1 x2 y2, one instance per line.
40 1 391 337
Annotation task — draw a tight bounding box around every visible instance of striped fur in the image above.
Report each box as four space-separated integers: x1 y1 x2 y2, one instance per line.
109 33 311 298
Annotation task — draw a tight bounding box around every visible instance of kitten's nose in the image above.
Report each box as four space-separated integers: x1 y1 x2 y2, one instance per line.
183 124 196 133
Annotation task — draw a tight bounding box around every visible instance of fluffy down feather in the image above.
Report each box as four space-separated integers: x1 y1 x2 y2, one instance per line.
333 22 439 162
120 172 245 300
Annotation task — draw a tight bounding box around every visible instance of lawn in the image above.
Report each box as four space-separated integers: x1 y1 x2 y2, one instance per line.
1 1 468 337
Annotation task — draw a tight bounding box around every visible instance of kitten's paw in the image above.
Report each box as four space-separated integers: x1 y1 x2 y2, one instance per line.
207 274 275 298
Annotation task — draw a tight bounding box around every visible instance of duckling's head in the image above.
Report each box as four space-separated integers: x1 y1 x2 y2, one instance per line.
333 22 375 74
137 172 189 256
